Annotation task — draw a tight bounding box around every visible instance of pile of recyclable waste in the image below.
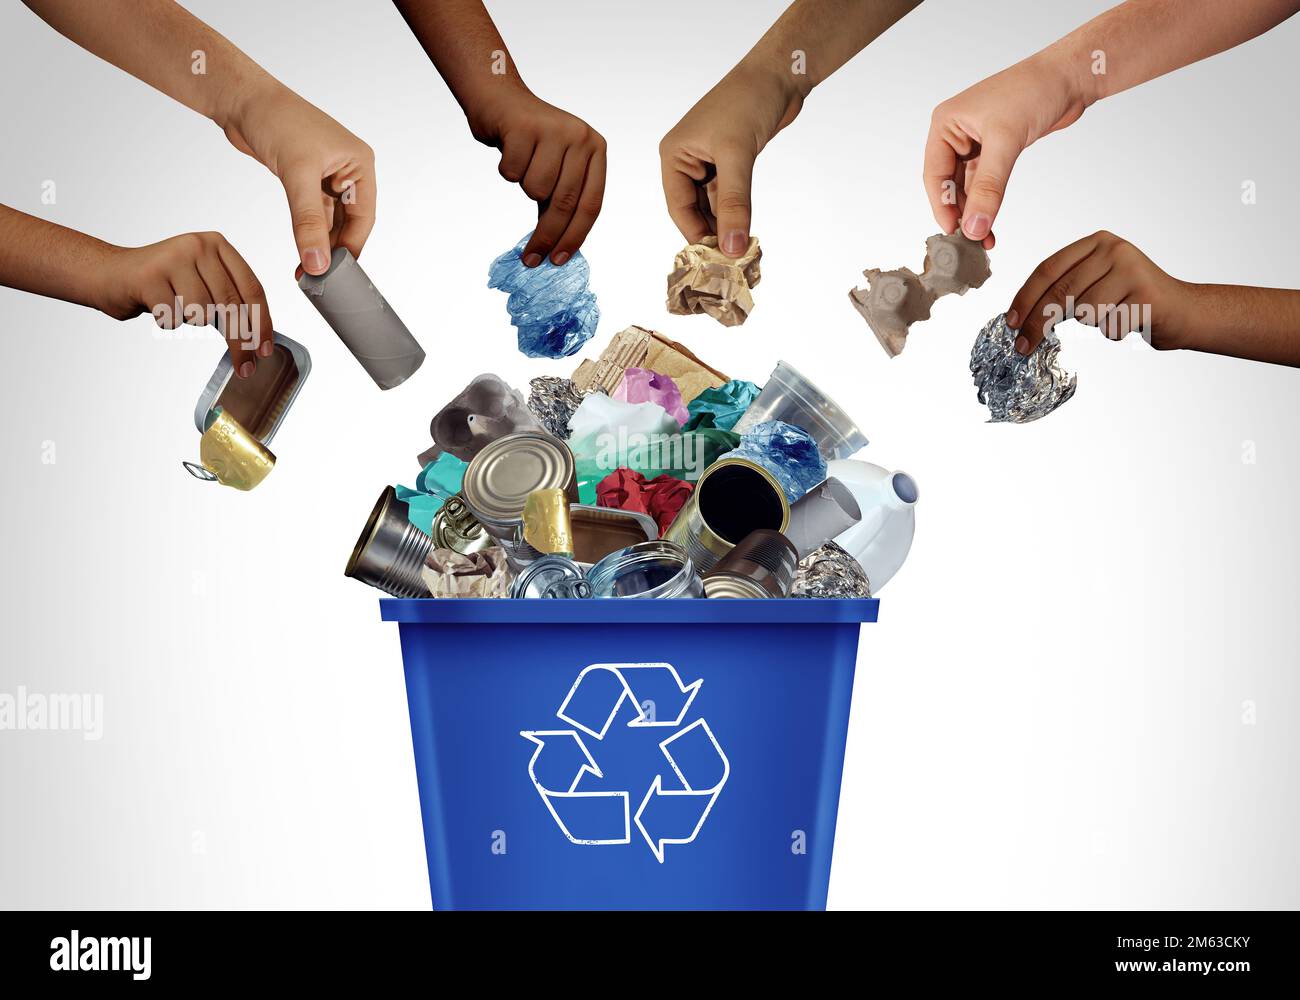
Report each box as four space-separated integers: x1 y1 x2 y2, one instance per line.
345 327 918 599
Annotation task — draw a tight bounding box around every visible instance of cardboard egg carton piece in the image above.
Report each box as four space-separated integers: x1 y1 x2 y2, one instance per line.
849 232 991 357
570 324 729 404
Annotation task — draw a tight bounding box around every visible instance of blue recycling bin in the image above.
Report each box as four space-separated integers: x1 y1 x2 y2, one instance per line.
381 598 878 910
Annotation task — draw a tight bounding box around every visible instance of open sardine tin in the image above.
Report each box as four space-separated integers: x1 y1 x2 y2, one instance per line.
182 334 312 490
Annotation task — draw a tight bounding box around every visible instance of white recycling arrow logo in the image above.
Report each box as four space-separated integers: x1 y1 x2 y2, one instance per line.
520 662 730 863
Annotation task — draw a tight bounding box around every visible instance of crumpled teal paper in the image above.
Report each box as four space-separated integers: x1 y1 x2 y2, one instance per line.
416 452 467 496
685 379 760 432
720 419 826 503
663 426 740 481
614 367 689 426
397 453 469 534
395 485 444 535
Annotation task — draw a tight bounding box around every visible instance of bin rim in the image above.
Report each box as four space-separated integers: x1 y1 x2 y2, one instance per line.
379 597 878 624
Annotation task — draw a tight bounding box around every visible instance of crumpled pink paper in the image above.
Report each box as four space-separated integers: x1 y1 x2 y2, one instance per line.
613 367 689 426
596 468 694 534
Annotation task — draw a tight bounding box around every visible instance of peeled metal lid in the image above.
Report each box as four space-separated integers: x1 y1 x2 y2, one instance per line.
703 573 770 599
510 554 591 599
463 431 574 524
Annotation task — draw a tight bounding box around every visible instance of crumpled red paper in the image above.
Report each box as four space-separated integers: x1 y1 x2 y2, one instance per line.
595 468 694 535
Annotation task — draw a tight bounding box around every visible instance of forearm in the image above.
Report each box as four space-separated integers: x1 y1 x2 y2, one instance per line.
1171 282 1300 368
0 206 117 311
20 0 274 128
393 0 527 123
1045 0 1300 107
737 0 921 98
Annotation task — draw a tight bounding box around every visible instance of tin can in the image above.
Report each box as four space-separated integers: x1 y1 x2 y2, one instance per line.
510 555 592 599
663 457 789 574
586 540 704 599
701 574 769 599
702 529 799 598
461 431 578 543
345 486 434 598
429 495 495 556
183 334 312 489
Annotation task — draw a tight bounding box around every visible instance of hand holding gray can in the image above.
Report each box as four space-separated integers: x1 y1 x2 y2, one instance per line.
298 248 425 390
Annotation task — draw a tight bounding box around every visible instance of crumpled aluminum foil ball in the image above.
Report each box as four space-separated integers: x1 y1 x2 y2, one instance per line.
526 376 601 441
970 313 1076 423
790 541 872 599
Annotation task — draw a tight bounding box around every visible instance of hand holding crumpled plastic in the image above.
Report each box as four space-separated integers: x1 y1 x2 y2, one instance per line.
488 232 600 359
596 468 694 534
721 419 827 504
614 367 689 426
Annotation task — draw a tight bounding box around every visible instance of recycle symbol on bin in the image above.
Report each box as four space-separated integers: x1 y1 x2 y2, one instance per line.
520 663 730 863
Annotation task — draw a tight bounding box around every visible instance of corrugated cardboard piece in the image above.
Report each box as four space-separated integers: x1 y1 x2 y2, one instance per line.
571 325 729 403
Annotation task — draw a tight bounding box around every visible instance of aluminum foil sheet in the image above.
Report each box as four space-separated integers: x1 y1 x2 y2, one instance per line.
526 376 599 441
970 313 1076 423
790 542 872 599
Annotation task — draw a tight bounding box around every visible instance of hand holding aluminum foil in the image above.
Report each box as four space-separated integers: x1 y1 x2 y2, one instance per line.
970 313 1076 423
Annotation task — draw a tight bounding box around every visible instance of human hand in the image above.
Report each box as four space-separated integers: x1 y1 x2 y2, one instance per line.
468 89 606 267
1007 231 1187 356
660 65 804 257
924 52 1089 249
96 232 275 378
221 83 376 277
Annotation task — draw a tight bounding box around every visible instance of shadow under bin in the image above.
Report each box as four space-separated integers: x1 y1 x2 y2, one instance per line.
380 597 878 910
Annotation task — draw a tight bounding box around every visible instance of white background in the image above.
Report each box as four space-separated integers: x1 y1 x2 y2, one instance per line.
1 0 1297 908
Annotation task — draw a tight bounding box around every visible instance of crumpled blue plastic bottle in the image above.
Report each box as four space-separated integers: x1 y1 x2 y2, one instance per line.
720 419 827 504
488 233 600 359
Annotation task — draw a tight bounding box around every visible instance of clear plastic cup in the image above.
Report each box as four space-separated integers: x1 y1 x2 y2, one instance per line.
733 360 868 461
